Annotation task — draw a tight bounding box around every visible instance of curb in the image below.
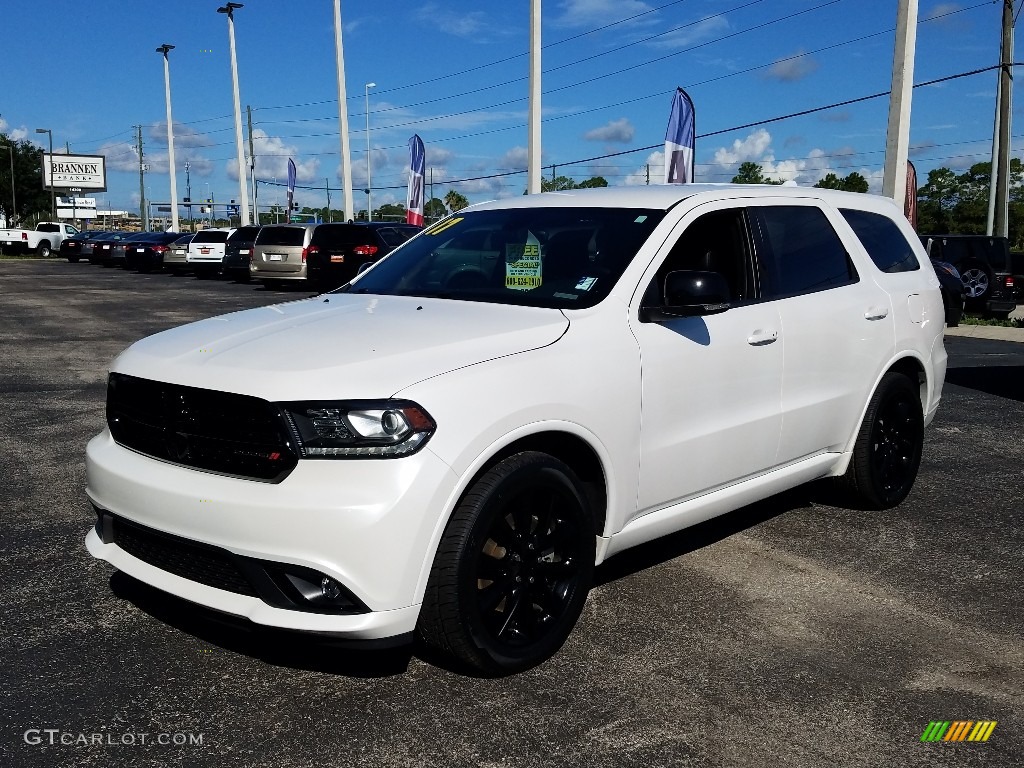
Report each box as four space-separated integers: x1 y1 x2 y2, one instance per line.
944 324 1024 343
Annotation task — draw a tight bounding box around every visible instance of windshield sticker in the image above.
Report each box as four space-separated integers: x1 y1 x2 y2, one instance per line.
505 236 542 291
552 292 579 300
634 215 648 223
575 277 598 291
424 218 463 236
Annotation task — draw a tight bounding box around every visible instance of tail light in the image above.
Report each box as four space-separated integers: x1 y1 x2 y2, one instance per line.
302 245 319 264
152 245 169 253
1007 276 1015 288
21 232 28 241
352 244 378 257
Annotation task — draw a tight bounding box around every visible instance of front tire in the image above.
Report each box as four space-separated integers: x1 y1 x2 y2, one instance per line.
839 372 924 509
418 451 595 675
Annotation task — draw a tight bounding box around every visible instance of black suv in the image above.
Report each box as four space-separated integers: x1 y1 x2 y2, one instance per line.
919 235 1017 319
222 225 262 282
305 222 422 289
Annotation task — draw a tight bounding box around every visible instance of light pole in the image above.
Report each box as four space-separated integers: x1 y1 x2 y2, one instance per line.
365 81 375 221
35 128 55 221
217 2 251 226
1 142 15 227
156 44 180 232
333 0 354 222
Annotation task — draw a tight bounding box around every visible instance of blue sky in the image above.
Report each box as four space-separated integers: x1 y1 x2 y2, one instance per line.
0 0 1016 217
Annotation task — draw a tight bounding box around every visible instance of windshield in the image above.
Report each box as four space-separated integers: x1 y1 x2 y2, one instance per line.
342 207 665 309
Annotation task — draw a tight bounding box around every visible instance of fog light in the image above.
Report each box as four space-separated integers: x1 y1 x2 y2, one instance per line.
321 577 343 601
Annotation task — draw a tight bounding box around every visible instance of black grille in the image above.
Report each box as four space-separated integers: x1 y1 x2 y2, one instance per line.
112 515 257 597
106 373 298 482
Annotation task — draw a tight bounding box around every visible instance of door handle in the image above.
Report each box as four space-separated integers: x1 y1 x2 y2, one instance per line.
747 329 778 346
864 306 889 321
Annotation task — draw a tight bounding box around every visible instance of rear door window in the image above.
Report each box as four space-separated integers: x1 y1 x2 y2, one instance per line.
754 205 857 299
378 227 419 247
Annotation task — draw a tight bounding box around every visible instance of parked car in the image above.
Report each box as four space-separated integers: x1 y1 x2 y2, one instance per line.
0 221 79 257
61 230 111 263
124 231 182 272
164 233 195 275
304 222 422 289
249 223 314 286
88 231 131 265
1010 250 1024 302
85 185 947 675
186 228 233 278
919 234 1017 319
222 225 262 282
930 259 965 326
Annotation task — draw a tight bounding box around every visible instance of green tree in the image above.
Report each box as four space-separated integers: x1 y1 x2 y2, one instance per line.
424 197 446 221
814 172 868 193
376 202 407 220
916 167 964 235
576 176 609 188
0 135 52 226
541 175 577 192
444 189 469 213
731 162 782 185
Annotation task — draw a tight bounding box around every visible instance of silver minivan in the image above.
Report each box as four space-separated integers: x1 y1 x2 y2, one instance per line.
250 224 314 284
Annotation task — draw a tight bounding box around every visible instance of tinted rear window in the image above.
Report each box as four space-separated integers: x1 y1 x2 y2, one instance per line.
192 230 229 244
228 226 261 242
310 225 376 248
840 209 920 273
378 227 419 247
257 227 307 247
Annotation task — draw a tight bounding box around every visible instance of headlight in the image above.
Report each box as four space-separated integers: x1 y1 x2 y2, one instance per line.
279 400 435 458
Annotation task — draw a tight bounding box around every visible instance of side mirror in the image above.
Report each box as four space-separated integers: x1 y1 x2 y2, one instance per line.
640 270 731 322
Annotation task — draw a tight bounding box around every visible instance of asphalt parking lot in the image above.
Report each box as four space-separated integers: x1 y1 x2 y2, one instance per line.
1 259 1022 768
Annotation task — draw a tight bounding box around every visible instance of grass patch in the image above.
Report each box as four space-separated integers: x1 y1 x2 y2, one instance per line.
960 314 1024 328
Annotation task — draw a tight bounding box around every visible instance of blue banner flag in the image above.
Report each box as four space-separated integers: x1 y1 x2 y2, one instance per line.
407 135 425 226
664 88 695 184
286 158 297 215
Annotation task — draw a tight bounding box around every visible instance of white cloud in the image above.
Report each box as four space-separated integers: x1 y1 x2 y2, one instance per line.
246 130 320 184
584 118 635 143
713 129 773 165
624 150 665 185
645 15 730 49
415 4 490 39
553 0 655 28
150 121 214 149
499 146 530 172
765 50 819 82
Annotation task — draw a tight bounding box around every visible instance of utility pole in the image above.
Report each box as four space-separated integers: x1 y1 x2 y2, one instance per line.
994 0 1014 238
247 105 257 225
333 0 355 224
527 0 542 194
882 0 918 204
135 125 148 230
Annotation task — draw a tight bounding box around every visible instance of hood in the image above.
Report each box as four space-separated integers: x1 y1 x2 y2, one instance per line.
112 293 569 401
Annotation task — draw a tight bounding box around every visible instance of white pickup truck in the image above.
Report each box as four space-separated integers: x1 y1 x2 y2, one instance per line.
0 222 80 257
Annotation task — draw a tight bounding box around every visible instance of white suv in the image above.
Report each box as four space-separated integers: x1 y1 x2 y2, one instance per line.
85 185 947 674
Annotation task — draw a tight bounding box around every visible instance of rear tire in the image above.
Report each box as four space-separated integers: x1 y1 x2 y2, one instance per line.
36 241 52 258
67 256 80 263
838 372 924 510
418 452 595 675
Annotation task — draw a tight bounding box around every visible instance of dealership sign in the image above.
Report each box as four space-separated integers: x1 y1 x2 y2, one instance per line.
42 154 107 191
56 197 98 219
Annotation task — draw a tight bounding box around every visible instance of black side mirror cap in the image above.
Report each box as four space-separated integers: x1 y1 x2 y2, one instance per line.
639 269 731 322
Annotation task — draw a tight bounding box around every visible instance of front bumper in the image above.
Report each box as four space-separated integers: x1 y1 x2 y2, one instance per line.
85 428 458 638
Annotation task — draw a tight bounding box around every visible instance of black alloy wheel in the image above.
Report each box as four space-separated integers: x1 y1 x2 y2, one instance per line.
839 372 924 510
418 451 595 675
